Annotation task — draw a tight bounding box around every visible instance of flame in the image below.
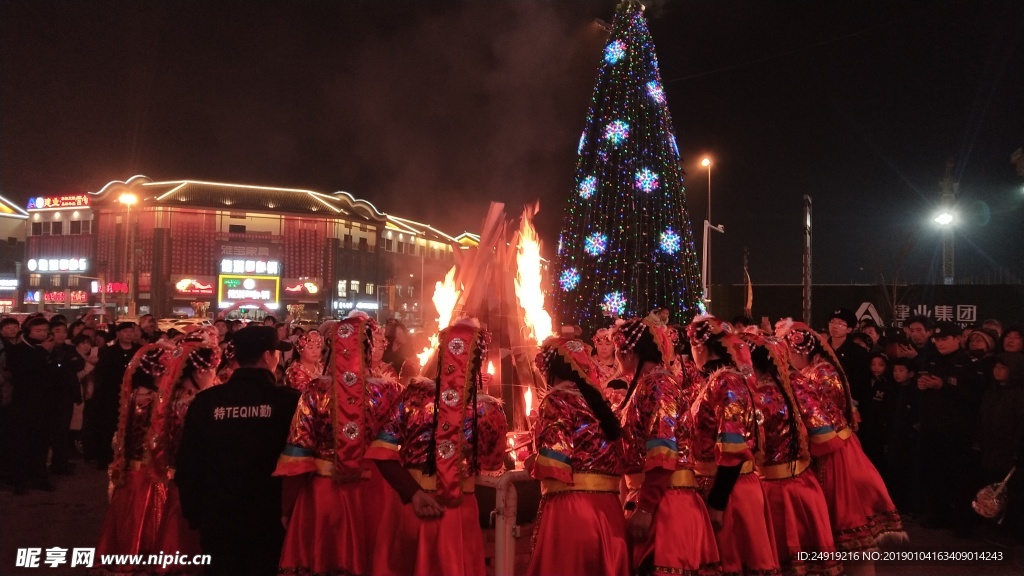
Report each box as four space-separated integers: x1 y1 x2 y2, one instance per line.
487 361 495 375
514 205 554 345
524 386 533 415
417 266 462 367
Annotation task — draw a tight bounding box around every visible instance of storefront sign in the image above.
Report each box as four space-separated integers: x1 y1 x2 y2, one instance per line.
0 278 17 291
90 281 129 294
174 277 216 296
26 195 90 209
23 291 88 305
218 275 280 306
283 281 320 295
27 258 88 272
217 241 282 277
0 299 13 307
355 301 379 310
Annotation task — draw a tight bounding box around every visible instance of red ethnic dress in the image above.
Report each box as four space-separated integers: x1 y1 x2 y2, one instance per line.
273 374 401 575
753 375 841 576
693 367 780 576
795 359 905 551
366 378 507 576
96 386 161 573
284 361 323 393
620 367 721 576
527 382 629 576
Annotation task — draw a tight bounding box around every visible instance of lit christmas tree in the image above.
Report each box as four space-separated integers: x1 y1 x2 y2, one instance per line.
554 0 702 332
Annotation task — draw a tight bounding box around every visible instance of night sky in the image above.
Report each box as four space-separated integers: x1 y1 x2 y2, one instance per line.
3 0 1023 286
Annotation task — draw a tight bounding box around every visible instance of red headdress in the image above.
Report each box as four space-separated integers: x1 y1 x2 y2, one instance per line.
535 336 601 391
329 311 377 477
612 316 676 364
429 317 490 505
775 318 857 430
109 342 175 491
148 332 222 482
294 329 323 353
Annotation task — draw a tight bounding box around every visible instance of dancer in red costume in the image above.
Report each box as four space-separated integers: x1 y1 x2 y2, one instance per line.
526 336 629 576
687 316 781 576
273 312 401 576
738 331 842 576
147 327 222 573
370 323 399 380
283 330 323 392
367 318 507 576
617 317 721 576
775 320 907 576
94 343 174 574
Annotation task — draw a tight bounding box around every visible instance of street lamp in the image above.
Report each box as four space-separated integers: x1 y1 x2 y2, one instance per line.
118 193 137 318
934 209 955 285
699 157 723 312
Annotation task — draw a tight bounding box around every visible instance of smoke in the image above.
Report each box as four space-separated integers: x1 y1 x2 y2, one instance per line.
318 2 606 238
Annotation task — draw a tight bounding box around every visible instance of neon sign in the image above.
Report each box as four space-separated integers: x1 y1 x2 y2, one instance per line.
27 258 88 272
27 195 90 209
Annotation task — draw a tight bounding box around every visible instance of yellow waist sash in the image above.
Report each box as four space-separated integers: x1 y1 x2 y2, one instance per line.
757 459 811 480
541 473 621 496
837 427 853 440
128 459 146 471
315 458 372 481
408 468 476 494
694 460 755 477
624 469 699 491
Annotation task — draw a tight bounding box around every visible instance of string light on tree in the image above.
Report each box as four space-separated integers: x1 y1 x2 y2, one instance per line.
578 176 597 199
559 268 581 291
604 120 630 146
660 228 681 255
553 0 702 332
604 40 626 64
584 233 607 256
603 291 628 316
634 168 660 193
646 81 666 104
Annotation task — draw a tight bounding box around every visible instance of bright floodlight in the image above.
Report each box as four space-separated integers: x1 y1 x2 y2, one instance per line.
934 212 954 226
119 193 138 205
701 157 711 167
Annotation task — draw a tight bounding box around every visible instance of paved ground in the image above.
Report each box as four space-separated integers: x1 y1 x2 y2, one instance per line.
2 465 1022 575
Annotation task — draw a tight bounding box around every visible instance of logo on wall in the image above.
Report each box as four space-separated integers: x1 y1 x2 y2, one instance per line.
283 282 319 294
175 278 215 296
26 195 90 209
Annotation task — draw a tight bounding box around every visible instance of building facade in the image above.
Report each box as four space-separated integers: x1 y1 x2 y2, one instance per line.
21 176 465 323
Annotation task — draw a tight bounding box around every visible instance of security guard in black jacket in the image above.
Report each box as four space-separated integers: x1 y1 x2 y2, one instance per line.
915 321 985 535
176 326 299 576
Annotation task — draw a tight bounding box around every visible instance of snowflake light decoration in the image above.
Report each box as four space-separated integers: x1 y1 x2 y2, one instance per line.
660 228 681 255
635 168 660 193
604 120 630 146
603 291 627 316
584 233 607 256
646 81 666 104
578 176 597 199
559 268 581 291
604 40 626 64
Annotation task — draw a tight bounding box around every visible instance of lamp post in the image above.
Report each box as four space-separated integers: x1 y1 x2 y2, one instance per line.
699 157 723 312
118 193 137 318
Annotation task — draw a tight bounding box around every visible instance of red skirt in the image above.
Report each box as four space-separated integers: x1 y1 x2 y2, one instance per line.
526 492 630 576
716 473 780 575
152 482 202 574
761 469 842 576
95 469 165 571
279 475 375 575
372 492 485 576
816 434 905 551
632 488 721 576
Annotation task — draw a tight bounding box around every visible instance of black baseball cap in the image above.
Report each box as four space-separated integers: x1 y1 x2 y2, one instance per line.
115 321 137 333
232 325 293 361
931 321 963 339
828 308 857 328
